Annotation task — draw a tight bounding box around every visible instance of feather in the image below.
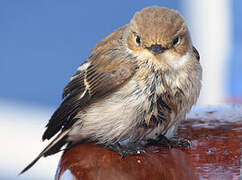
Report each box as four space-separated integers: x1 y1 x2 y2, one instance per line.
19 129 71 175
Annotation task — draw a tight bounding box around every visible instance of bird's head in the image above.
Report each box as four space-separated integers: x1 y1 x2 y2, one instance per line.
124 7 196 69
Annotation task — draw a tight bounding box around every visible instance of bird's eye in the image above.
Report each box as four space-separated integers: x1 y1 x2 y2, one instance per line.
172 37 180 46
136 36 141 45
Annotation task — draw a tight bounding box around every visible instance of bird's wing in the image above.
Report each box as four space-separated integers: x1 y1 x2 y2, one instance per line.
42 25 137 141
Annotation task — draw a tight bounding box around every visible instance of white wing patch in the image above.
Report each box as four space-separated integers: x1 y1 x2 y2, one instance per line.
70 62 90 81
77 62 90 72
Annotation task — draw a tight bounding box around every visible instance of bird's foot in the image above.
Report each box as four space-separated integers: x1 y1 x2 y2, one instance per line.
170 138 191 148
106 143 145 158
146 135 191 149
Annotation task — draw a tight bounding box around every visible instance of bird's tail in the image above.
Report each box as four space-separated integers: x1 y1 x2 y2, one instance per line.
19 129 71 175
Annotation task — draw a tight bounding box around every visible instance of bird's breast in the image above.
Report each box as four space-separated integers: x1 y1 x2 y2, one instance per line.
133 57 201 138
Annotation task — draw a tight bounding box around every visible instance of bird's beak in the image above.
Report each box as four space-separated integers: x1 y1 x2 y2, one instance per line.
147 44 166 54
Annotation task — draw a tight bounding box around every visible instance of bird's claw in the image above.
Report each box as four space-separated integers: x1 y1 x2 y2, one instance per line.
106 143 145 157
171 138 191 148
146 135 192 149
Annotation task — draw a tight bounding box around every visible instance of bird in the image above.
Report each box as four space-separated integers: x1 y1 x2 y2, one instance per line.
20 6 202 174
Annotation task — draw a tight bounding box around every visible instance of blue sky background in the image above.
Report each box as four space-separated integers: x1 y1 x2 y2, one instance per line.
229 0 242 97
0 1 180 107
0 0 241 107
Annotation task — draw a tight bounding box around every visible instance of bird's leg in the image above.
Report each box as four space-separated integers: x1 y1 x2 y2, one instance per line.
146 134 191 149
106 143 145 158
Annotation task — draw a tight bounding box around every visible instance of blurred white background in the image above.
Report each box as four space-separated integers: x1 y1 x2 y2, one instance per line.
0 0 241 179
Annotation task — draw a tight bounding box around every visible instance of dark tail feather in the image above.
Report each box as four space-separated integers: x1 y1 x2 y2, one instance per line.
19 129 71 175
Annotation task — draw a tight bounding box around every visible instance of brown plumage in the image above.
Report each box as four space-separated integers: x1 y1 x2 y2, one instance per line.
20 6 202 174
